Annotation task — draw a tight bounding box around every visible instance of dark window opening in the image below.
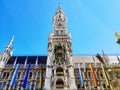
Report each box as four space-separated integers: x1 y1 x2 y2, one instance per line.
56 67 64 76
56 79 64 88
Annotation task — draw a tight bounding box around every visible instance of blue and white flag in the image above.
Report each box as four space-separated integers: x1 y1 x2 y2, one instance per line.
10 64 20 87
78 64 84 87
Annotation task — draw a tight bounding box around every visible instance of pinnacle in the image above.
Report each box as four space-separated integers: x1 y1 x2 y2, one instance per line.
7 35 14 48
57 4 63 13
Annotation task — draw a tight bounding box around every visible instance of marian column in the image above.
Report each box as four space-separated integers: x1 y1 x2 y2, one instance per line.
44 5 77 90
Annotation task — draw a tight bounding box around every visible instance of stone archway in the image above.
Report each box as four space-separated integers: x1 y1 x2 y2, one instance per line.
56 78 64 88
56 67 64 76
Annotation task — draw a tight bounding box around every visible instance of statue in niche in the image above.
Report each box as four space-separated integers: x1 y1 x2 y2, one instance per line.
54 43 66 64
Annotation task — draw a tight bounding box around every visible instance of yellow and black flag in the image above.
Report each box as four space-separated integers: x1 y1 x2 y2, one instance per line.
117 55 120 63
115 32 120 44
96 53 104 64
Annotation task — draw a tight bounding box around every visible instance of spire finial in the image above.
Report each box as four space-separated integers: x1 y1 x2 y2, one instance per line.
11 35 14 43
8 35 14 48
59 2 61 8
56 2 63 14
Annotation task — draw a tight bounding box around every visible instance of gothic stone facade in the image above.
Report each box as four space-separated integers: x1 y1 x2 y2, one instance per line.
0 6 120 90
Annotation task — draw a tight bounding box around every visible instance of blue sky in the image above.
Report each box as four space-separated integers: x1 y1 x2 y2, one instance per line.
0 0 120 56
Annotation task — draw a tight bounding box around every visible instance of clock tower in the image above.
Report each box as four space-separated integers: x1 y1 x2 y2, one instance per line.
44 6 77 90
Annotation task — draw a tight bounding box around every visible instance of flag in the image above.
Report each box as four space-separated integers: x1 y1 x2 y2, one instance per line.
102 50 109 64
78 64 84 87
115 32 120 39
100 63 109 86
96 53 104 64
115 32 120 44
117 56 120 63
22 64 31 88
10 64 20 87
39 68 42 89
89 63 98 87
117 39 120 44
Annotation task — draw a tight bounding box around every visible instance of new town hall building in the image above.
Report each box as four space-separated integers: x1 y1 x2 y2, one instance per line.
0 6 120 90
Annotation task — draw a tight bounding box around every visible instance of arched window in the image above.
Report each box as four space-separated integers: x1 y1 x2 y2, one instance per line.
54 43 66 62
57 46 62 54
56 67 64 76
56 78 64 88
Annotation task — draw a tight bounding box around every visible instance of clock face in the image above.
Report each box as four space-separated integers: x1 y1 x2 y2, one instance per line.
57 23 62 28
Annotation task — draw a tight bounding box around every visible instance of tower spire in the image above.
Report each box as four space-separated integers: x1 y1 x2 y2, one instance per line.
0 36 14 68
7 35 14 48
4 36 14 56
52 4 67 35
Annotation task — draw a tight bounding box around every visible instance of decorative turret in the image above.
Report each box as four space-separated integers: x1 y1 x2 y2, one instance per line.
52 6 68 36
0 36 14 69
53 5 66 28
